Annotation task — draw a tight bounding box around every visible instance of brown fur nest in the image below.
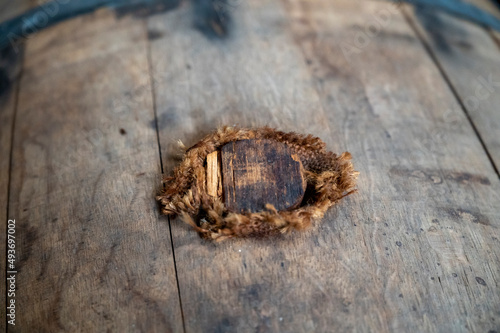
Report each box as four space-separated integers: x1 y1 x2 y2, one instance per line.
156 127 359 241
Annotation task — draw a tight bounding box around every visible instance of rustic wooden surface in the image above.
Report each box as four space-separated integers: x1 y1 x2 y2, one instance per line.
1 0 500 332
221 139 306 213
5 9 182 333
1 1 28 330
0 47 22 333
0 84 13 333
403 3 500 171
286 1 499 331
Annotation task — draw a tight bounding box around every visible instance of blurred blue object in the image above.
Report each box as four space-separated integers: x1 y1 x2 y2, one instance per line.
399 0 500 31
0 0 500 51
0 0 180 50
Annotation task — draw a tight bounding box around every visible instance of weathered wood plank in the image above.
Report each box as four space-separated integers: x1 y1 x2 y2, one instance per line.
8 9 183 332
0 90 15 332
0 2 27 329
286 0 500 331
221 139 306 213
0 45 23 333
403 1 500 172
150 0 500 331
148 1 334 331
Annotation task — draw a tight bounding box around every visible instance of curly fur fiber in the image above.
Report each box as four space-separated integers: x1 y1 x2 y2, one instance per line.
157 127 359 241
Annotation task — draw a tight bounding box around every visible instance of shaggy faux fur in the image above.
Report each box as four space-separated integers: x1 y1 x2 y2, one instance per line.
157 127 359 241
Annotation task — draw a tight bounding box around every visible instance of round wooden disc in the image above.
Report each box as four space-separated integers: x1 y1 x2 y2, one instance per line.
220 139 306 213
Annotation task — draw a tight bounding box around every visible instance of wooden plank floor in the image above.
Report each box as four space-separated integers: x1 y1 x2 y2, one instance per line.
403 2 500 170
0 39 22 333
1 2 30 331
3 8 183 333
1 0 499 332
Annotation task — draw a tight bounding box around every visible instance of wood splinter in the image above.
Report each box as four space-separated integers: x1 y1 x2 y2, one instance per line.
206 150 222 199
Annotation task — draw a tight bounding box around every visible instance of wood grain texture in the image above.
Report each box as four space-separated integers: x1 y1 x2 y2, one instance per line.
7 9 183 332
286 0 500 331
148 1 333 331
403 2 500 172
221 139 306 213
4 0 500 331
0 46 23 333
0 91 14 333
149 0 500 331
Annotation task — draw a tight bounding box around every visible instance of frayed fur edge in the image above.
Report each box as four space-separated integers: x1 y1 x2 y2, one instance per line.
156 126 359 241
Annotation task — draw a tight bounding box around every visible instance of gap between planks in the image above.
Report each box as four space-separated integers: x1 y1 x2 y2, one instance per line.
144 19 187 333
168 216 187 333
4 81 21 333
150 0 500 331
399 6 500 178
1 7 28 333
2 57 24 333
8 9 184 331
